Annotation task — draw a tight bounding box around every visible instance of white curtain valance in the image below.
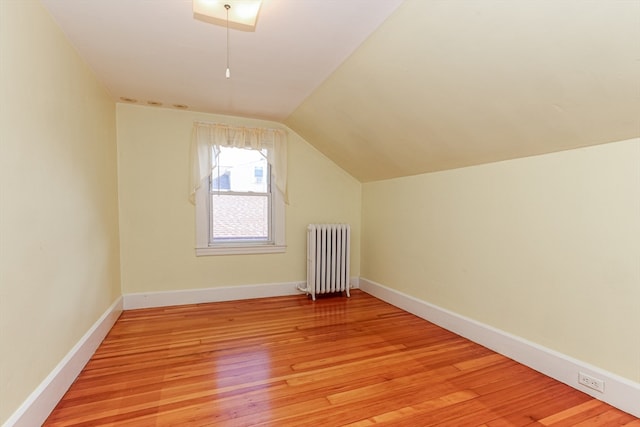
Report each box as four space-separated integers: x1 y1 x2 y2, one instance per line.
189 122 288 204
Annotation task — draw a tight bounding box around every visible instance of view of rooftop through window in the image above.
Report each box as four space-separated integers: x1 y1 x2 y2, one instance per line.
210 146 270 242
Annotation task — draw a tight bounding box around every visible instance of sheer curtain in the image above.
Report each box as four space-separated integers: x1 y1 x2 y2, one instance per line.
189 122 288 204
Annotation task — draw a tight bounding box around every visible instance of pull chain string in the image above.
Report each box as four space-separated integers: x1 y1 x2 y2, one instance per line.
225 4 230 78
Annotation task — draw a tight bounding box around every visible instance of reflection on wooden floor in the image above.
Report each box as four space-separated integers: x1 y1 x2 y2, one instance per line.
44 290 638 426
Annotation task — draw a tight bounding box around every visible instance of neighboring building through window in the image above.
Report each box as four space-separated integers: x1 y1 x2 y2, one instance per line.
254 166 264 184
210 146 270 243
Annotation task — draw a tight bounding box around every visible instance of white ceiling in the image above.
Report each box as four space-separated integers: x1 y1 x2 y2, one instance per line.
39 0 640 182
39 0 404 120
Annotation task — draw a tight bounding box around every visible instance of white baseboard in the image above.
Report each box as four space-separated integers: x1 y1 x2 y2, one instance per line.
3 297 123 427
124 281 302 309
124 278 361 310
124 282 302 310
350 276 360 289
359 277 640 418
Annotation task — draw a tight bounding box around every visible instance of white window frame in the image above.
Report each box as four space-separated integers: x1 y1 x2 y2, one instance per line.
195 147 285 256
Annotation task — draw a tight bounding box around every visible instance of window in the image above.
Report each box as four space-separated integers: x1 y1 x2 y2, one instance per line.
191 122 287 256
211 146 270 243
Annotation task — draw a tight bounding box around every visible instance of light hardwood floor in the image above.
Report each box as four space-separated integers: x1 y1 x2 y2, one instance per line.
44 290 638 426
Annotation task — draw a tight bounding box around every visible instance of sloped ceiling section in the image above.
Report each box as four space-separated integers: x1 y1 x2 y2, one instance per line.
285 0 640 182
38 0 404 121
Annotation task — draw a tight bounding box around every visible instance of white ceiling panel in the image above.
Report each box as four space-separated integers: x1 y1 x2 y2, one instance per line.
39 0 404 120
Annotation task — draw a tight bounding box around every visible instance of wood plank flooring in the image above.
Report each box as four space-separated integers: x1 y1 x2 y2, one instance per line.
44 290 638 426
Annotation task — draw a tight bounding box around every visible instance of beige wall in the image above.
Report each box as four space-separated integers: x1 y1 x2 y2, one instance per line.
362 138 640 382
116 104 361 293
0 1 121 423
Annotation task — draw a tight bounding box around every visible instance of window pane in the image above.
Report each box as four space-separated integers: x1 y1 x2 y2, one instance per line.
212 147 268 193
211 194 269 242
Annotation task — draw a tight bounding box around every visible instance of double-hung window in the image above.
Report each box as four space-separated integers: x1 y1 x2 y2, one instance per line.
190 122 287 255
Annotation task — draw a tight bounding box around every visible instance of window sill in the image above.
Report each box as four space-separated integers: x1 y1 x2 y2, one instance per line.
196 244 286 256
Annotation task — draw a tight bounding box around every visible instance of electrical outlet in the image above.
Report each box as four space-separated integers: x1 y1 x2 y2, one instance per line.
578 372 605 393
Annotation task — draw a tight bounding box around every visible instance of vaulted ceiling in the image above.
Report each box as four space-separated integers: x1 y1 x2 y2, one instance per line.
286 0 640 181
39 0 403 120
40 0 640 182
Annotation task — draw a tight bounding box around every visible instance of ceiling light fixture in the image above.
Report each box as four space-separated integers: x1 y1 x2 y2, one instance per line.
193 0 262 79
193 0 262 32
